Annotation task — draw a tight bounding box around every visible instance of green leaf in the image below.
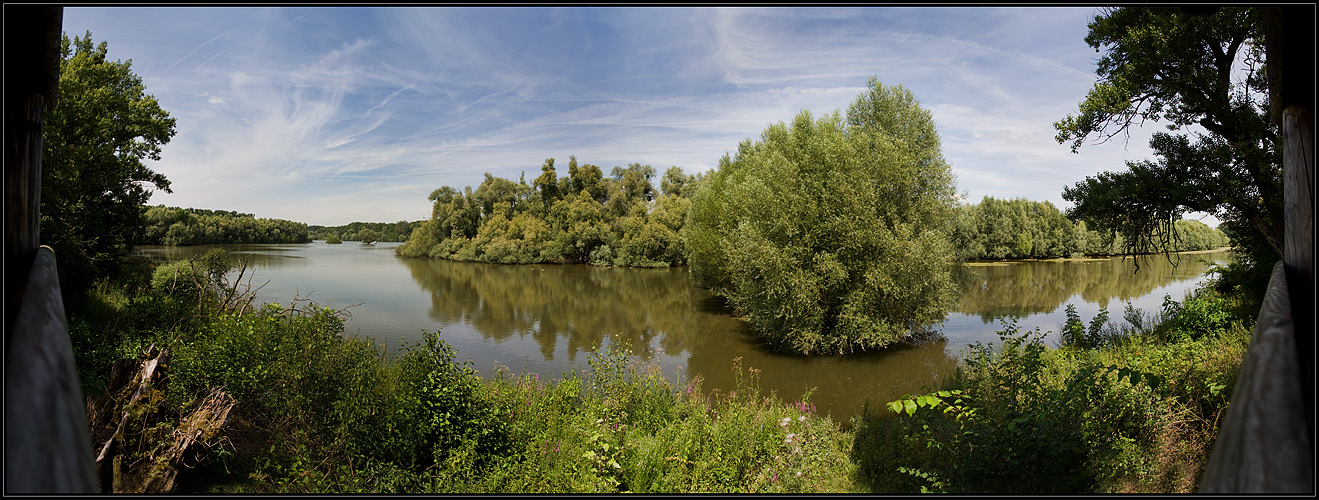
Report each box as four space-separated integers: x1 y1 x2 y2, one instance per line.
903 399 917 417
887 400 904 414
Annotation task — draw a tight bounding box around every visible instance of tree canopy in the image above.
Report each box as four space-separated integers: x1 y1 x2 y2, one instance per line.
141 206 311 245
1054 7 1280 272
684 78 961 355
42 31 176 301
397 158 703 268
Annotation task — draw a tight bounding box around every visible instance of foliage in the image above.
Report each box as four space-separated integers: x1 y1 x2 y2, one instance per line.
1054 6 1281 280
308 220 421 243
953 197 1230 261
356 228 379 244
142 205 311 245
41 31 176 306
72 255 861 492
684 78 961 354
396 157 703 268
325 233 342 244
851 287 1251 493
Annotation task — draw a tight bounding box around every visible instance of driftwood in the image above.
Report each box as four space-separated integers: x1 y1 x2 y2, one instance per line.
88 345 236 493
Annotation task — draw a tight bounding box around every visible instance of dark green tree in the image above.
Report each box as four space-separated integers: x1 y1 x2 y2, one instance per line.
1054 7 1280 272
42 31 176 303
685 78 960 355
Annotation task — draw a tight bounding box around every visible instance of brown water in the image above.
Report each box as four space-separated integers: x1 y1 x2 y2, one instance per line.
134 243 1228 425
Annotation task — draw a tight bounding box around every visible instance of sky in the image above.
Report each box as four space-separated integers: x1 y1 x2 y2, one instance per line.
58 6 1220 227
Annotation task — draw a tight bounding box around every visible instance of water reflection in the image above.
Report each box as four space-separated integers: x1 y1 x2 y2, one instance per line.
137 243 1226 424
957 252 1225 321
400 258 727 362
135 243 312 269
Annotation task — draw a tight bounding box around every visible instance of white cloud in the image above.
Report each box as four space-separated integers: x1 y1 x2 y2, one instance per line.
61 6 1185 226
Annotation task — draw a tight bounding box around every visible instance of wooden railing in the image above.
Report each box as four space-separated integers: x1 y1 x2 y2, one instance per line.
1199 261 1314 493
3 246 99 493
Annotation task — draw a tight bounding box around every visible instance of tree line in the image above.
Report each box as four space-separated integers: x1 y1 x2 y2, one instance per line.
952 196 1229 261
308 220 423 244
396 158 703 268
140 205 311 245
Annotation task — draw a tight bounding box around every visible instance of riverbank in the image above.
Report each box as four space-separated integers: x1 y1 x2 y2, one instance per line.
964 247 1234 266
71 248 1249 493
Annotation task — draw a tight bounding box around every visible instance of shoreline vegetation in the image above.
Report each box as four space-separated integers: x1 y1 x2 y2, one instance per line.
72 247 1252 493
50 6 1278 491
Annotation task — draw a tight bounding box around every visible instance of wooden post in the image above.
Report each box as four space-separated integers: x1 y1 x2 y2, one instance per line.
3 5 61 334
1200 6 1315 493
1263 4 1315 446
3 6 100 494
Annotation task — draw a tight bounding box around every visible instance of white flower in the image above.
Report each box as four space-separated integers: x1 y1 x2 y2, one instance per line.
784 433 796 444
798 416 807 422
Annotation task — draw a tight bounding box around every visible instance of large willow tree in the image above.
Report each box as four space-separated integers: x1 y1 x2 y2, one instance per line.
685 78 960 355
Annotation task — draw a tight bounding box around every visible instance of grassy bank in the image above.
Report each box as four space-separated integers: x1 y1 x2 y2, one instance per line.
70 249 1251 493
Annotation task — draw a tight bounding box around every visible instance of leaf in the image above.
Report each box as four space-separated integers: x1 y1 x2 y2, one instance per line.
887 400 904 414
903 399 917 417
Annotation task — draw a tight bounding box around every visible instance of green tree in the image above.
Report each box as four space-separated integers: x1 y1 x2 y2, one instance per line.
685 78 961 355
42 31 176 302
358 228 379 244
532 157 561 209
1054 7 1279 272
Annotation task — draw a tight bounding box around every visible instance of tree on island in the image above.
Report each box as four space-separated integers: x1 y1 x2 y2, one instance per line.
326 234 343 244
357 228 379 244
684 78 961 355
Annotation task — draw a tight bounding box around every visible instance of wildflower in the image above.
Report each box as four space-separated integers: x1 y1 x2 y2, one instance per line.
779 417 791 427
796 471 802 477
784 433 795 444
798 415 806 422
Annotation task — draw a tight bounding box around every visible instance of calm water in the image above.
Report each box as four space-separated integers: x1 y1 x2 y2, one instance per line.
134 242 1229 424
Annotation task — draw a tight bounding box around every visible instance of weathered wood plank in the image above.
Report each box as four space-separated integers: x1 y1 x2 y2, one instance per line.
3 246 99 493
1200 261 1314 493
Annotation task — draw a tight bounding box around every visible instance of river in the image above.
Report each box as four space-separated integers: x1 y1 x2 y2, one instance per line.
134 242 1229 424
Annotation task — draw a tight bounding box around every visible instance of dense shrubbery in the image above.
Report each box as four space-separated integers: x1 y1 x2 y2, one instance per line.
397 158 702 268
952 196 1231 261
141 205 311 245
852 284 1250 493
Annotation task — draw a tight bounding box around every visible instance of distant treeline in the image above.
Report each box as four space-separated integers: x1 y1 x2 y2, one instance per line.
141 205 310 245
397 163 1231 267
397 157 702 267
952 196 1230 261
307 221 424 243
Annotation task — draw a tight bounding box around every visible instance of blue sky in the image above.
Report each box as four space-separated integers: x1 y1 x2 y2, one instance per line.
60 6 1214 227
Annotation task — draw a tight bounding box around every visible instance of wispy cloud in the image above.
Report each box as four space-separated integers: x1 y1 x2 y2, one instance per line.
60 6 1192 226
